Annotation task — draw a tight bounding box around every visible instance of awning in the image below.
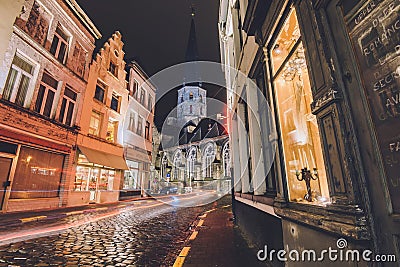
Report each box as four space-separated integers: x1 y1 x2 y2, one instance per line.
78 146 129 170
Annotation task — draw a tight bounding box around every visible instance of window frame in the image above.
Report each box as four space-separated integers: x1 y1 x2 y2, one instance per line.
50 25 70 64
94 81 106 103
35 72 58 118
110 92 121 113
58 85 77 126
89 110 102 136
2 54 35 107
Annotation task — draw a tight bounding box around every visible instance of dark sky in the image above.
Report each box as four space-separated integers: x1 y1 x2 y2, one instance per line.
77 0 224 129
77 0 220 76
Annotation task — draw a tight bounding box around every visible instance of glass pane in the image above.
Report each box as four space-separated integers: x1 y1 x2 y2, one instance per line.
3 68 18 100
64 87 77 100
58 42 67 63
15 74 30 106
99 169 109 190
75 166 90 191
271 9 301 75
273 42 329 204
50 35 59 56
43 89 55 117
35 85 45 113
13 55 33 74
42 73 58 88
94 86 105 102
10 146 64 198
66 101 74 126
59 98 67 123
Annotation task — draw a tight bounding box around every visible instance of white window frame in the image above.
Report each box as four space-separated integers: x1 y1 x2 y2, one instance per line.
35 73 58 117
58 85 77 126
89 110 102 136
2 54 35 107
50 25 70 64
128 111 137 132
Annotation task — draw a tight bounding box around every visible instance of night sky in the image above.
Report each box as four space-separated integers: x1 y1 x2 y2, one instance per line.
77 1 224 129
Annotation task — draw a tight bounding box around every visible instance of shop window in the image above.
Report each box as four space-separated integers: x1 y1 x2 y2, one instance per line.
137 116 143 136
128 111 136 132
109 61 118 77
110 93 120 112
106 120 118 142
10 146 64 199
270 8 329 204
145 121 151 140
2 54 35 107
94 81 106 103
35 72 58 117
58 86 77 126
50 25 69 64
99 169 115 191
89 110 102 136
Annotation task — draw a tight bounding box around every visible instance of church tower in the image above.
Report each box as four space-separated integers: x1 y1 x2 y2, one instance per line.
177 10 207 125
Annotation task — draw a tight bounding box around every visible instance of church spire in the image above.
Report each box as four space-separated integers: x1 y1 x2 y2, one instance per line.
185 6 199 62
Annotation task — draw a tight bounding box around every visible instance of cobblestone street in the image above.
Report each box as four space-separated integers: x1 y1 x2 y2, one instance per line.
0 192 224 266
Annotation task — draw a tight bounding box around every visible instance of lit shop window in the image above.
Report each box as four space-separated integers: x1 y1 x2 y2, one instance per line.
89 110 102 136
99 169 115 191
58 86 77 126
35 72 58 117
3 54 34 107
50 25 69 64
270 8 329 204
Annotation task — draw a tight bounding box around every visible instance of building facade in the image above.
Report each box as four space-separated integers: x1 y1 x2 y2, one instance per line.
71 31 130 206
219 0 400 264
122 61 155 198
0 0 100 212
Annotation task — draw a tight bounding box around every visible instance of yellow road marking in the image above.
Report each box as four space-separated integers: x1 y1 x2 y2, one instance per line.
198 214 207 218
189 231 198 240
20 216 47 223
179 246 191 257
118 204 127 207
197 219 204 227
173 255 186 267
94 207 108 211
221 204 231 208
205 208 216 213
65 210 84 216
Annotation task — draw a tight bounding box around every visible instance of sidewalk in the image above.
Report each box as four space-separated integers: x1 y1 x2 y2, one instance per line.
173 197 267 267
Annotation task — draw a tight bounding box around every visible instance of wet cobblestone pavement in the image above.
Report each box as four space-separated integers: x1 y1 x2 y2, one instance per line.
0 192 221 266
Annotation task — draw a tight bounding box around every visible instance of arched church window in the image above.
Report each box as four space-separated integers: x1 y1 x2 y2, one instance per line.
187 147 197 183
203 143 216 178
161 154 168 180
199 94 203 103
189 92 193 100
222 143 231 177
190 105 193 114
173 150 182 181
200 106 203 115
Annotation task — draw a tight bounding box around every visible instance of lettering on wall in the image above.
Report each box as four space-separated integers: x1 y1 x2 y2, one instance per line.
348 0 400 212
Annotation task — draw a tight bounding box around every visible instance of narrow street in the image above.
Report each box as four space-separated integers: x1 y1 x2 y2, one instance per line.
0 192 235 266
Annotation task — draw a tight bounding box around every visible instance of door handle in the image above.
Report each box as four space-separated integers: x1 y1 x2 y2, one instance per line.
2 181 11 188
